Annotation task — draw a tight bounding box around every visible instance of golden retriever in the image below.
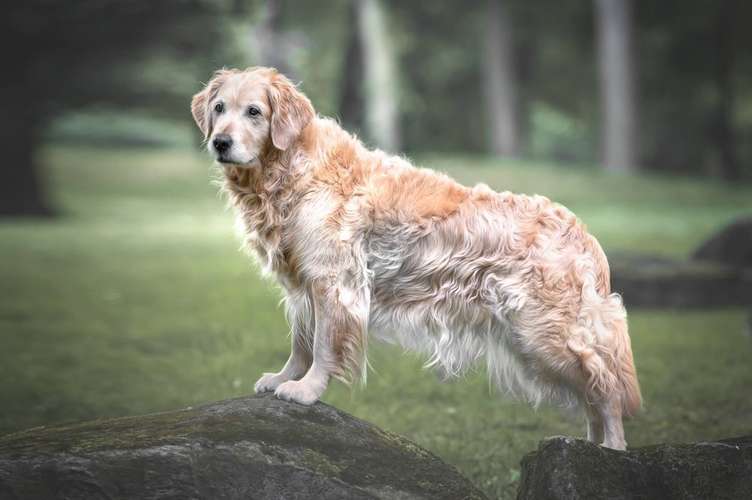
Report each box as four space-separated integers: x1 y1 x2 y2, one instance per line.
190 67 641 450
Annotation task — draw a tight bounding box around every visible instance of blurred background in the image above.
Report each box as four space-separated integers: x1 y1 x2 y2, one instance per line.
1 1 751 498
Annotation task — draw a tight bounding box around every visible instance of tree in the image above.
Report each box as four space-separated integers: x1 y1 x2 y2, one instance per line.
595 0 637 172
356 0 400 152
483 0 520 157
0 1 226 216
338 0 366 135
253 0 287 72
387 0 485 153
239 0 299 78
712 0 740 181
636 0 752 179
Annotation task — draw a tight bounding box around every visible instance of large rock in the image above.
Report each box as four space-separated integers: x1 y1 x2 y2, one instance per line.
693 217 752 269
517 436 752 500
0 394 486 500
609 252 751 308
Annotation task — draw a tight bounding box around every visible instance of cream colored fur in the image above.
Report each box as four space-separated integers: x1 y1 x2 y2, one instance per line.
191 67 642 450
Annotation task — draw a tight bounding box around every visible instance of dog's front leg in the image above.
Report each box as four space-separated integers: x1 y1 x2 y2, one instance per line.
254 333 312 394
254 292 313 394
274 280 368 405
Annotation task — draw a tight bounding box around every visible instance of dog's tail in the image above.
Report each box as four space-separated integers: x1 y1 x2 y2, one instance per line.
569 265 642 417
598 293 642 417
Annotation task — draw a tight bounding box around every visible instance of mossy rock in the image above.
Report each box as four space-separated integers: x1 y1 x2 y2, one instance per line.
0 394 486 499
609 252 751 308
517 436 752 500
692 217 752 269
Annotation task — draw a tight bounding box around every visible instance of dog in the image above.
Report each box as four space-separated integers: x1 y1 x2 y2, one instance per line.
190 67 641 450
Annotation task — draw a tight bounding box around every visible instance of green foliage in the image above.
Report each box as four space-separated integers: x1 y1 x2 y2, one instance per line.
3 0 233 114
1 146 751 499
527 102 595 162
10 0 752 178
46 111 193 149
386 1 486 153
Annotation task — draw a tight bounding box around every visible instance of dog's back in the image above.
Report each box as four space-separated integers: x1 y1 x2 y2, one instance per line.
355 154 640 449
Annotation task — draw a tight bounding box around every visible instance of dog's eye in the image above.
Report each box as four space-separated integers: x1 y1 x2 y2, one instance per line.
247 106 261 117
214 102 224 113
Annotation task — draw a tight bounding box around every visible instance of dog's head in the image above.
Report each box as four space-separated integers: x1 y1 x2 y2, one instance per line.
191 67 314 166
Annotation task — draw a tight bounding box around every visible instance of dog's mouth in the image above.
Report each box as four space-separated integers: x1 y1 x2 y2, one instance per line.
216 156 257 167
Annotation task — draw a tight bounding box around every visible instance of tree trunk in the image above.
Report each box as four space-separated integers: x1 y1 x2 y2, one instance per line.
0 116 51 217
483 0 520 157
713 0 740 181
514 34 536 157
250 0 294 77
357 0 400 152
338 0 365 134
595 0 637 173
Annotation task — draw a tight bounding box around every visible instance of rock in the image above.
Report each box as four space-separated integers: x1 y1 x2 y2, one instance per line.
693 217 752 269
0 394 486 500
609 252 751 308
517 436 752 500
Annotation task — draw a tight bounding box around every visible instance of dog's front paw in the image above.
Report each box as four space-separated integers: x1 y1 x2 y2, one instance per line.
274 380 321 405
254 372 285 394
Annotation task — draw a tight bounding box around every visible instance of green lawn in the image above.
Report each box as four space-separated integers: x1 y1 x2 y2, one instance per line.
1 146 751 499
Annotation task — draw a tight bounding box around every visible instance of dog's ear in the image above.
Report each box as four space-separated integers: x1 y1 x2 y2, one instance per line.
190 88 210 139
191 69 235 139
267 73 314 151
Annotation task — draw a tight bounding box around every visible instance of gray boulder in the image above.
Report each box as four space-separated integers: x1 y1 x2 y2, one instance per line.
693 217 752 269
609 252 751 308
0 394 486 500
517 436 752 500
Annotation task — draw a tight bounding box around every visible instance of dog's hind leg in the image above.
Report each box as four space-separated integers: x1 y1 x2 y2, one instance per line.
569 343 627 449
584 404 604 444
597 396 626 450
568 284 638 450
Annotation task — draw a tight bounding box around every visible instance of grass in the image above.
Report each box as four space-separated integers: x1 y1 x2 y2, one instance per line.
1 145 751 499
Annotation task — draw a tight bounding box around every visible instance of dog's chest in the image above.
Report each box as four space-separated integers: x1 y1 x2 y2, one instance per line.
244 189 346 285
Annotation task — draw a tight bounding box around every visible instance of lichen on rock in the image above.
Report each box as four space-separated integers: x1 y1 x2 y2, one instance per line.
0 394 487 500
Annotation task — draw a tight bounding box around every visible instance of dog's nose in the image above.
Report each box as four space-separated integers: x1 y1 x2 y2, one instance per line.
212 134 233 154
